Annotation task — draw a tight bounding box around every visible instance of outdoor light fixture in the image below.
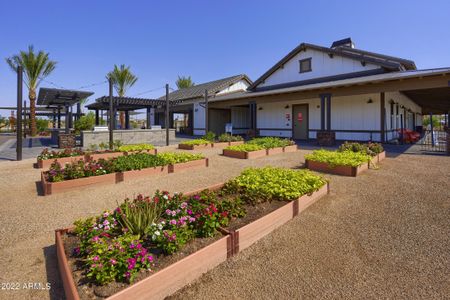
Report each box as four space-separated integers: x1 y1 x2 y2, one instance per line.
258 107 263 110
317 105 320 108
389 99 395 104
194 108 198 112
284 105 290 109
367 98 373 104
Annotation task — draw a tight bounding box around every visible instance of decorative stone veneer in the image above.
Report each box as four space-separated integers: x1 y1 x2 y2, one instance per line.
81 129 176 148
58 134 76 149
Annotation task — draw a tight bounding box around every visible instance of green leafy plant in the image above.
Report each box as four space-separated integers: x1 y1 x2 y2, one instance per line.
180 139 210 146
74 112 96 134
116 194 165 238
217 133 243 142
247 137 293 149
157 152 204 164
338 142 384 157
37 148 85 160
202 131 216 142
112 153 166 172
224 167 327 205
118 144 155 152
225 144 264 152
305 149 371 167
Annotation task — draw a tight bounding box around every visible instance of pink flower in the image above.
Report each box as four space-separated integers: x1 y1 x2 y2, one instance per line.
110 259 117 265
169 219 177 225
92 255 99 262
180 202 188 209
92 236 100 242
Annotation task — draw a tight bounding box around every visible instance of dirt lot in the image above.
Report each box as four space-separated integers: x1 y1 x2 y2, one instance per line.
0 146 448 299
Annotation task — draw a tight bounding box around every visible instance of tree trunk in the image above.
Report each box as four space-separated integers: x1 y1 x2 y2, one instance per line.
29 88 37 136
120 111 125 129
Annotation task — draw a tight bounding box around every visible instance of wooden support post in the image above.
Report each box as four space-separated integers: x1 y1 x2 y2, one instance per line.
204 89 209 133
380 92 385 143
165 84 170 146
320 95 326 130
64 103 70 134
16 65 23 161
23 100 27 138
430 112 434 147
125 111 130 129
53 108 56 128
146 107 151 129
57 106 61 129
95 109 99 126
109 78 114 150
326 95 331 131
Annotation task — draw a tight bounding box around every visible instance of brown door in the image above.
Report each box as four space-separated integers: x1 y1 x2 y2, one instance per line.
293 104 308 139
208 109 231 135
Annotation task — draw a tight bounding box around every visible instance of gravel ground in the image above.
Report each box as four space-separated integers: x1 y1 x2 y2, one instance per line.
0 146 449 299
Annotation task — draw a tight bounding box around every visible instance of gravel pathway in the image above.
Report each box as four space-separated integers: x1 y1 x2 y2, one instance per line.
0 146 448 299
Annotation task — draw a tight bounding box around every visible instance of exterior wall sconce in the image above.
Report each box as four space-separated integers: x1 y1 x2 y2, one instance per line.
367 98 373 104
389 99 395 104
317 105 320 108
258 107 263 110
284 105 290 109
194 108 198 112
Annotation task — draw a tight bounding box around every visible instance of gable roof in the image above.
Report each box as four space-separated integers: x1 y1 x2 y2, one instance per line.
248 42 416 90
158 74 252 101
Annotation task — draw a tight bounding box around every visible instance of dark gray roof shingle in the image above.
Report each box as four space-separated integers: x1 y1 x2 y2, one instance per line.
158 74 252 101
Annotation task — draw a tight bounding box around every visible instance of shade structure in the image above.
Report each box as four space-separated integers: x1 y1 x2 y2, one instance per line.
37 88 94 107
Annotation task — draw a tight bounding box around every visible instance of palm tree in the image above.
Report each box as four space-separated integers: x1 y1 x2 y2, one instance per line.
6 46 57 136
176 75 195 89
106 64 138 129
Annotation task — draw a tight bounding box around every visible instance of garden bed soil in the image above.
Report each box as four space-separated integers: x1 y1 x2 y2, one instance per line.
37 155 86 169
168 158 209 173
42 172 121 195
222 149 267 159
178 144 211 150
283 145 299 153
305 160 368 177
59 230 228 300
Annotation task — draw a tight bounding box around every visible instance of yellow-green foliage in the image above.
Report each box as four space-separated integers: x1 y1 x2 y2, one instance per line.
305 149 371 167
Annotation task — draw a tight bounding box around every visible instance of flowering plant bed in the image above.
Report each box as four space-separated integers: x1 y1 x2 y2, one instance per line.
178 139 211 150
56 167 327 299
37 144 157 169
41 153 206 195
305 149 372 177
223 144 267 159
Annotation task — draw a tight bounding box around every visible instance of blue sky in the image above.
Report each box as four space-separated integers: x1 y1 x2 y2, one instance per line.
1 0 450 113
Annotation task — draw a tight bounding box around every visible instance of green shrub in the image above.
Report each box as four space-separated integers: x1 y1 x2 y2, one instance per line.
74 112 96 134
247 137 293 149
180 139 210 146
224 167 326 205
202 131 216 142
338 141 384 157
157 152 204 164
217 133 243 142
112 153 166 171
305 149 371 167
118 144 155 152
225 144 264 152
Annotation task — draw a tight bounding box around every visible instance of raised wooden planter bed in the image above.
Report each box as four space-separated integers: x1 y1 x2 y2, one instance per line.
370 151 386 164
222 183 329 254
211 141 244 148
41 158 209 195
228 141 245 146
55 182 328 299
37 155 86 169
119 165 168 181
222 149 267 159
283 145 299 153
42 172 121 195
266 147 284 156
305 160 368 177
168 158 209 173
178 143 211 150
88 151 124 161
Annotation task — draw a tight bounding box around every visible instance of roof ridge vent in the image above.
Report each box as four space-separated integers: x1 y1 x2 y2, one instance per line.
331 38 355 49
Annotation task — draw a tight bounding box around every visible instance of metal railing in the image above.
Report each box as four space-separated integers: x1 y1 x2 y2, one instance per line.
420 130 448 152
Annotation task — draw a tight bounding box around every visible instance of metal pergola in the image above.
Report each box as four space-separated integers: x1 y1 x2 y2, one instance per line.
37 88 94 133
